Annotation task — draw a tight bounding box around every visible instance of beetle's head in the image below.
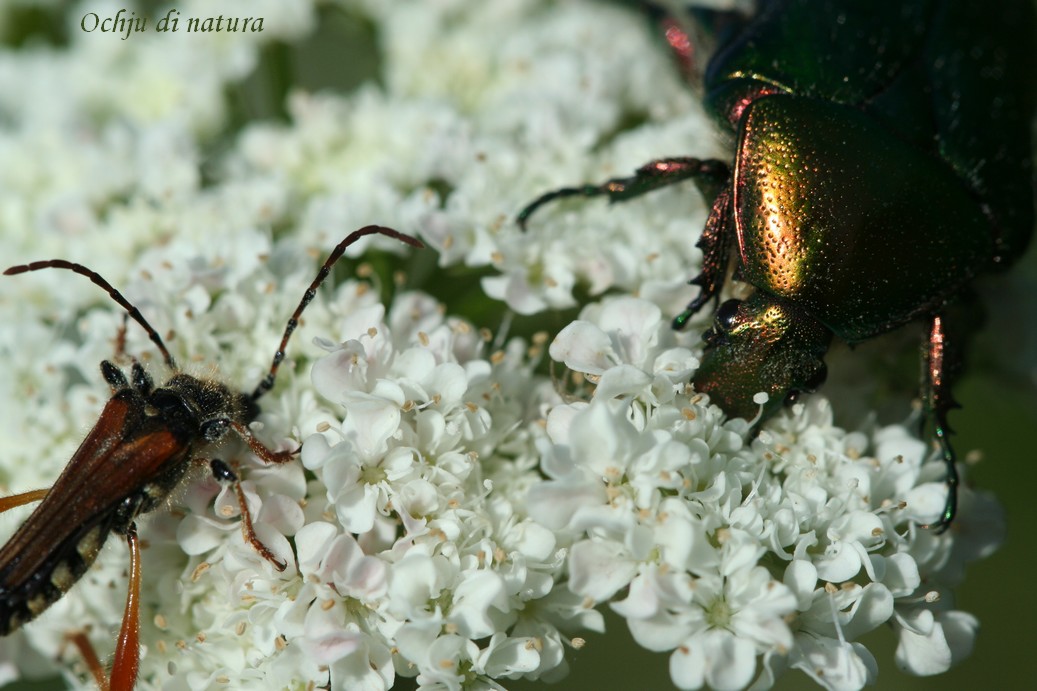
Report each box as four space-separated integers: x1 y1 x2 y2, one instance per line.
693 294 832 421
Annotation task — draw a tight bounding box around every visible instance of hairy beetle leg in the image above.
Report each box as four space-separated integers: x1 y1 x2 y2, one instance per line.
210 459 288 571
111 524 142 691
0 489 49 513
225 420 298 465
517 157 730 230
199 419 295 567
232 480 288 571
65 523 141 691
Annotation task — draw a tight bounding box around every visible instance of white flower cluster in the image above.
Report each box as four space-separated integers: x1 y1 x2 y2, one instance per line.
0 1 1004 690
141 288 584 689
538 296 1002 690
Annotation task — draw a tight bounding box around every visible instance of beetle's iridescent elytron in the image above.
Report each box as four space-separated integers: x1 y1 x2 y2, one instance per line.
519 0 1036 531
0 226 423 690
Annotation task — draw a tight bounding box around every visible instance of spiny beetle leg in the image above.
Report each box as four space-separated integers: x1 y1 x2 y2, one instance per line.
65 523 141 691
233 481 287 571
927 416 960 534
673 185 733 330
0 488 48 513
224 419 298 465
209 459 288 571
517 157 731 230
920 313 965 532
200 416 297 465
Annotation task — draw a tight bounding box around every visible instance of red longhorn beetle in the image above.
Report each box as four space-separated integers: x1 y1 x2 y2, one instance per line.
0 226 423 690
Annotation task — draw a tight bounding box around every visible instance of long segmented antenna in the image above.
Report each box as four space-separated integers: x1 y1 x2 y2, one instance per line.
250 225 424 401
3 259 178 370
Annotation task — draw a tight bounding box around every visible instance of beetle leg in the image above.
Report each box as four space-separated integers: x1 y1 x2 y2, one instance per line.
0 488 48 513
201 419 297 569
218 419 298 464
517 157 730 230
109 523 142 691
66 631 108 690
920 313 964 532
209 459 288 571
232 479 288 571
673 186 733 329
112 313 129 362
64 523 141 691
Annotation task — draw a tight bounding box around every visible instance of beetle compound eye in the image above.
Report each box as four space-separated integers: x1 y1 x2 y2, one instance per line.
201 418 232 442
704 299 744 347
715 299 743 332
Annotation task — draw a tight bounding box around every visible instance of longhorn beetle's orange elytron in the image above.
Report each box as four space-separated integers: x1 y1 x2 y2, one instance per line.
0 225 424 690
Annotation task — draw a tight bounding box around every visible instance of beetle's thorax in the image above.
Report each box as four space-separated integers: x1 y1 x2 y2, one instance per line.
728 94 992 343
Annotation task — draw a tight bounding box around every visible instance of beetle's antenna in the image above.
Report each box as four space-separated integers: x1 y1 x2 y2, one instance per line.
4 260 177 370
251 225 424 401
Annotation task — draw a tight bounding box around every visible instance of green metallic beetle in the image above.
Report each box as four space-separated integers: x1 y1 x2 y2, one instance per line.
518 0 1036 530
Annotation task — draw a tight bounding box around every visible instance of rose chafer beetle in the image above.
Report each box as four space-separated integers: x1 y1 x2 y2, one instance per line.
519 0 1036 531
